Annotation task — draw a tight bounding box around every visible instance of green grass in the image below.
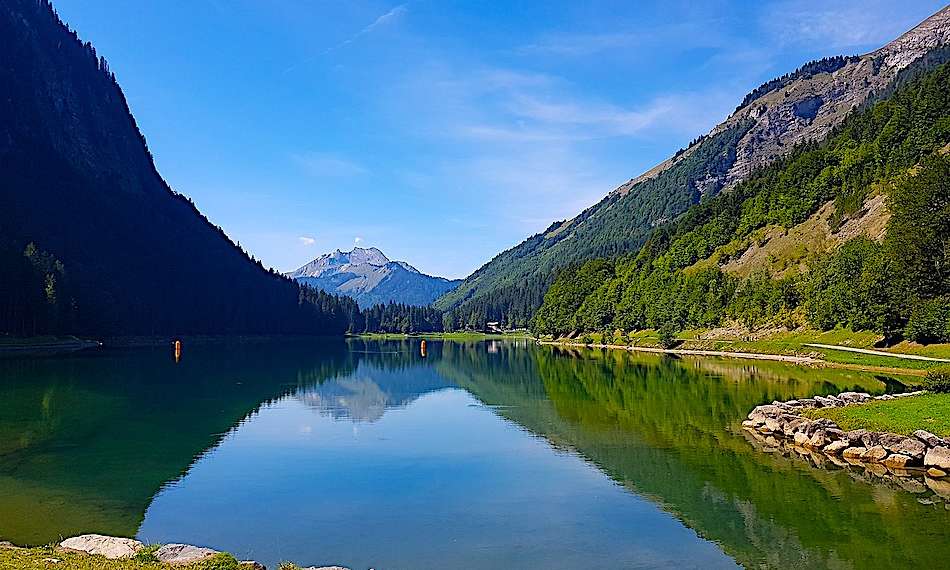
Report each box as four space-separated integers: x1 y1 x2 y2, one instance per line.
0 546 242 569
557 327 949 373
803 393 950 437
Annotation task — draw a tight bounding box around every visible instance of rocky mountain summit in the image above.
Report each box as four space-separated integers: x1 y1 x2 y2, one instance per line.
287 247 459 308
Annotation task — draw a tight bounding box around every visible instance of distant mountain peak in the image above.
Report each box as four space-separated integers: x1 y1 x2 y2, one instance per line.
285 247 458 307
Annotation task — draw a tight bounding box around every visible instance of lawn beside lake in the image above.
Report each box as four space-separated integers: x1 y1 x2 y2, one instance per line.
803 393 950 438
0 546 242 569
557 328 950 374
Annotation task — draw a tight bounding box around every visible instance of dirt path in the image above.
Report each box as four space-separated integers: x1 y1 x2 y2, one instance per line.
804 343 950 363
541 341 821 364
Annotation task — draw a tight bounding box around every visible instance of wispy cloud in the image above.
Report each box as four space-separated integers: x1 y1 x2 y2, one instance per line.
406 64 731 145
354 236 363 244
327 3 408 54
284 3 408 72
519 32 640 57
762 0 937 51
298 236 316 246
292 152 368 179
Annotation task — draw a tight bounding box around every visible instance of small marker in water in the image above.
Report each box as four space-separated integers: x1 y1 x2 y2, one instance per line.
174 339 182 363
420 339 427 358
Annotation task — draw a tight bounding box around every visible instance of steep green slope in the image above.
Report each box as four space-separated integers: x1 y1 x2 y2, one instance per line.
437 7 950 331
533 59 950 342
0 0 356 336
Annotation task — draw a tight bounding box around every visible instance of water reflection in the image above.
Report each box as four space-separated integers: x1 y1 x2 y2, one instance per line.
1 339 948 569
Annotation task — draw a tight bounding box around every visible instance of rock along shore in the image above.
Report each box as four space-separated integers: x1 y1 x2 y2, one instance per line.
743 391 950 502
47 534 353 569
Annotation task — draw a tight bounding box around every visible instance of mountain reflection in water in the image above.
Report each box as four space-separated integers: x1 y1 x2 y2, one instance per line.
1 338 947 569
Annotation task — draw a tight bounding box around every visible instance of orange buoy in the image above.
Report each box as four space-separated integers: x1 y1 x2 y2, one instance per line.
420 339 427 358
174 339 182 363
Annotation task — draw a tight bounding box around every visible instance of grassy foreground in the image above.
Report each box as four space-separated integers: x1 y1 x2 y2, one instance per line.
0 546 242 569
803 393 950 437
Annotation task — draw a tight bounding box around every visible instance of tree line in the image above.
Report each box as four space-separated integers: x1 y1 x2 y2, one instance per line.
533 59 950 345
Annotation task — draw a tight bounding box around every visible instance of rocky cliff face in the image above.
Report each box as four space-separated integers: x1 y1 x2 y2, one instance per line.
287 247 459 308
623 6 950 198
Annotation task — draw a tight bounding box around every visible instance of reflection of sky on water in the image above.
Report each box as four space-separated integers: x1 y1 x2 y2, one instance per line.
139 387 739 570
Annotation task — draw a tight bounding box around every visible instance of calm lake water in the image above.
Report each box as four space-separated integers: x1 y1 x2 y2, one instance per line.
2 339 949 569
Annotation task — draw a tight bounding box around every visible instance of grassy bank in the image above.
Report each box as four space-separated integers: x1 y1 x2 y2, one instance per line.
0 545 242 569
553 328 950 373
803 393 950 437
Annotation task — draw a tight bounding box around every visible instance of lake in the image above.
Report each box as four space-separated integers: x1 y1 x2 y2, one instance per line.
1 338 948 569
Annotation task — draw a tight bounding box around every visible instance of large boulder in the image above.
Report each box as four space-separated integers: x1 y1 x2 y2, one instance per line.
861 431 881 449
842 447 867 459
925 446 950 470
154 544 219 565
784 418 810 437
59 535 143 559
926 476 950 499
808 429 829 449
861 445 889 463
884 453 912 469
915 430 947 448
824 440 850 455
881 434 927 460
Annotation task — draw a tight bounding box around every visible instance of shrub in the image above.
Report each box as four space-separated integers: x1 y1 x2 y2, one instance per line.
905 296 950 344
196 553 241 570
924 366 950 393
658 322 679 349
132 544 161 563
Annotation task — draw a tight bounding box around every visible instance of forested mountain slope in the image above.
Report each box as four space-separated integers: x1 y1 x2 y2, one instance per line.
533 57 950 344
0 0 355 336
436 6 950 331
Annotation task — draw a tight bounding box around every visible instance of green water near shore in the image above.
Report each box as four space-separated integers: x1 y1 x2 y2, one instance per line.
0 339 947 569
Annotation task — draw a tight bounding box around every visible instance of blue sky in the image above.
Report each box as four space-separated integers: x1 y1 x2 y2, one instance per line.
54 0 945 278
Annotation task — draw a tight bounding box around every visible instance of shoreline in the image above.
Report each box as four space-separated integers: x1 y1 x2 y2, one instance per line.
0 535 346 570
742 391 950 501
541 339 928 376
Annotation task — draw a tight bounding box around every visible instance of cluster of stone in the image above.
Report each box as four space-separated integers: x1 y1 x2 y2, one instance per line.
56 534 350 569
743 391 950 478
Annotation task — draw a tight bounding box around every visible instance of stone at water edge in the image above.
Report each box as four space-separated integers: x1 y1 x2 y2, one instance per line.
925 446 950 470
884 453 912 469
59 535 143 559
929 468 948 478
915 430 947 448
926 476 950 499
842 447 867 459
300 566 352 570
154 544 219 564
861 445 889 463
897 477 928 494
823 440 850 455
793 432 810 447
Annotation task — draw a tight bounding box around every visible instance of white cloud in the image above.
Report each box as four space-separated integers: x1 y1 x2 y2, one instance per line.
354 236 363 244
298 236 316 246
762 0 941 51
283 3 408 72
292 152 367 179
